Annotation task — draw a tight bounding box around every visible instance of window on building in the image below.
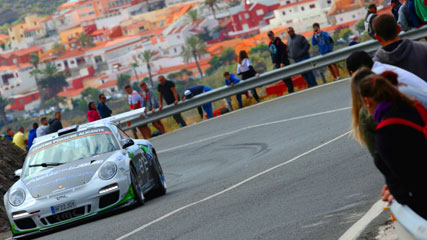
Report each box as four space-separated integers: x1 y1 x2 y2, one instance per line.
282 11 286 16
242 24 249 31
174 48 177 53
70 60 75 64
239 15 242 20
20 34 23 38
89 12 95 15
340 18 344 22
286 0 290 3
352 15 356 19
327 0 332 4
301 6 305 11
13 59 17 64
286 20 293 24
244 13 249 19
256 9 264 16
19 99 24 104
57 63 61 67
309 4 316 9
1 62 5 66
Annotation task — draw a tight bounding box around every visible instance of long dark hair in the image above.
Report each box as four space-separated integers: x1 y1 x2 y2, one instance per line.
239 50 249 64
88 101 96 111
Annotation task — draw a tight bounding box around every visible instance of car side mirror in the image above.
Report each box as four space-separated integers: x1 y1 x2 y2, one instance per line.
122 139 134 149
14 169 22 179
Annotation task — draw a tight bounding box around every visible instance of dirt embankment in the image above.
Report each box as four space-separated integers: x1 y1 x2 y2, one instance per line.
0 139 26 232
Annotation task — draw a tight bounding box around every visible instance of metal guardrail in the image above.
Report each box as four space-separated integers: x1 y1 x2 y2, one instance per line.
390 202 427 240
118 25 427 130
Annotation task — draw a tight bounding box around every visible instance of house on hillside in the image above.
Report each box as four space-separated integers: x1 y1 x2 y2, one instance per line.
6 91 40 112
0 64 36 98
0 46 43 67
267 0 332 33
328 0 385 25
228 0 281 39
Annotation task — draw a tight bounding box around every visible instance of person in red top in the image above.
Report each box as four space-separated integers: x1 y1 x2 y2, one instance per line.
87 102 101 122
125 85 151 139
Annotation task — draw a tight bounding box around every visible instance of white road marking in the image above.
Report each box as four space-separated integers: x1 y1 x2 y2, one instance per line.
116 131 351 240
338 200 387 240
157 107 351 153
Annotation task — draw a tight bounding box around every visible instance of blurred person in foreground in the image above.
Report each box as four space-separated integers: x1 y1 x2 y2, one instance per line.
97 94 112 119
373 14 427 81
36 117 49 137
365 4 378 39
140 81 166 134
1 128 14 141
357 73 427 220
47 112 63 134
26 122 38 151
391 0 402 21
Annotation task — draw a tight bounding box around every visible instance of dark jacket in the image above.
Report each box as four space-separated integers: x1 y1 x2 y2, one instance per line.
97 102 112 118
269 37 290 68
287 34 310 60
359 107 376 157
374 39 427 82
374 101 427 219
392 3 402 21
47 118 63 134
364 11 378 39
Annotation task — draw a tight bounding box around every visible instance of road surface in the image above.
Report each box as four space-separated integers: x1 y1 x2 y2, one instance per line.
36 79 384 240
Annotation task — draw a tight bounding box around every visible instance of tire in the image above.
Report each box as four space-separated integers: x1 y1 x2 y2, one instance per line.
150 152 166 197
130 165 145 206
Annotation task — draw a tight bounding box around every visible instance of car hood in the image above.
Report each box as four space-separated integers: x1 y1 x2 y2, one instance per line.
22 152 116 198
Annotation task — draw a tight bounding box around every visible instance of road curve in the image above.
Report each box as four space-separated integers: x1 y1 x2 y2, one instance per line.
37 79 383 240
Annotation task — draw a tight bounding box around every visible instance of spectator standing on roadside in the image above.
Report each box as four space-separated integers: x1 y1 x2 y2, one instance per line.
13 126 27 151
267 31 294 93
398 0 414 31
357 74 427 220
365 4 378 39
125 85 151 139
224 72 243 109
26 122 38 151
182 85 214 119
408 0 424 27
36 117 49 137
373 14 427 81
237 50 261 101
157 75 187 127
87 102 101 122
287 27 317 87
97 94 112 119
392 0 403 21
2 128 14 141
312 23 341 81
140 81 166 134
47 112 63 134
349 36 360 46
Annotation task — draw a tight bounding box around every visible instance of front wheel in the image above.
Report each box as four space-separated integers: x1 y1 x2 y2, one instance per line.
150 152 166 197
130 165 145 206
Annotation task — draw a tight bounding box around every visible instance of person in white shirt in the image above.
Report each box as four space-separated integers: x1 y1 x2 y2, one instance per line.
36 117 49 137
237 50 260 102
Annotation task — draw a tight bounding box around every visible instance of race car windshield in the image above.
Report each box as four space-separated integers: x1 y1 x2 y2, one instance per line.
23 129 119 176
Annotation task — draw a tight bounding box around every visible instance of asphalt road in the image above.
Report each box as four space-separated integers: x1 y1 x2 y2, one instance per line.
36 79 384 240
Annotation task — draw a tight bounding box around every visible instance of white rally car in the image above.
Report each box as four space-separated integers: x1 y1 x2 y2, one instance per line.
4 119 166 238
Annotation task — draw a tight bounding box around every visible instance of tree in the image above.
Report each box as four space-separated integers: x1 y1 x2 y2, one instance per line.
249 44 270 55
180 68 193 80
76 32 95 48
181 36 207 78
203 0 220 19
338 28 353 41
356 18 365 33
29 53 45 102
71 98 87 112
117 74 131 91
52 42 65 56
139 50 156 87
39 63 68 110
81 87 102 102
0 96 10 124
130 62 139 83
186 9 203 24
221 48 237 65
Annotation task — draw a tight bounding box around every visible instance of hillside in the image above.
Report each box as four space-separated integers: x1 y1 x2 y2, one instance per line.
0 0 67 31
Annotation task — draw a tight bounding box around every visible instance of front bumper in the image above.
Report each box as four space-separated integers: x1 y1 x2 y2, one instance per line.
8 173 135 237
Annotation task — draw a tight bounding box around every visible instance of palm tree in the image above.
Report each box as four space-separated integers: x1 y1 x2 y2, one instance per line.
181 36 207 78
39 63 69 110
139 50 156 87
29 53 45 102
203 0 220 19
186 9 203 24
0 96 9 124
117 74 131 90
130 62 139 83
76 32 95 48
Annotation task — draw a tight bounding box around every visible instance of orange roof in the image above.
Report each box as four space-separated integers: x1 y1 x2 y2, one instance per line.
58 1 78 11
41 15 54 22
91 29 105 36
24 26 43 33
207 38 243 55
278 0 316 9
0 63 32 72
130 73 148 82
329 0 384 16
56 49 86 61
87 35 140 52
156 57 212 75
0 34 9 39
0 46 42 58
58 88 84 98
98 80 117 89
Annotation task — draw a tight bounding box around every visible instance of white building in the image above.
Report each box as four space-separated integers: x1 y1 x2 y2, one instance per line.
267 0 333 33
0 64 36 98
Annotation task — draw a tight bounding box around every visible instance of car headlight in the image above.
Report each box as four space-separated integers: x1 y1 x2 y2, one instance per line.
9 189 26 207
98 162 117 180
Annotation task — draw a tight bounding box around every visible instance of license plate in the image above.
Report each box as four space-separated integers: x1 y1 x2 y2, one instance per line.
51 201 76 214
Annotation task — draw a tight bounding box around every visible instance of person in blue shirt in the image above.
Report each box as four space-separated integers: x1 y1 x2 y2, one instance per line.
391 0 403 21
224 72 243 109
312 23 341 81
26 122 38 151
1 128 14 141
183 85 214 119
97 94 113 118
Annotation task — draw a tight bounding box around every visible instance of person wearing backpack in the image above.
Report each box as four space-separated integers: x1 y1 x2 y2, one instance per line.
357 73 427 220
312 23 341 81
267 31 294 93
364 4 378 39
